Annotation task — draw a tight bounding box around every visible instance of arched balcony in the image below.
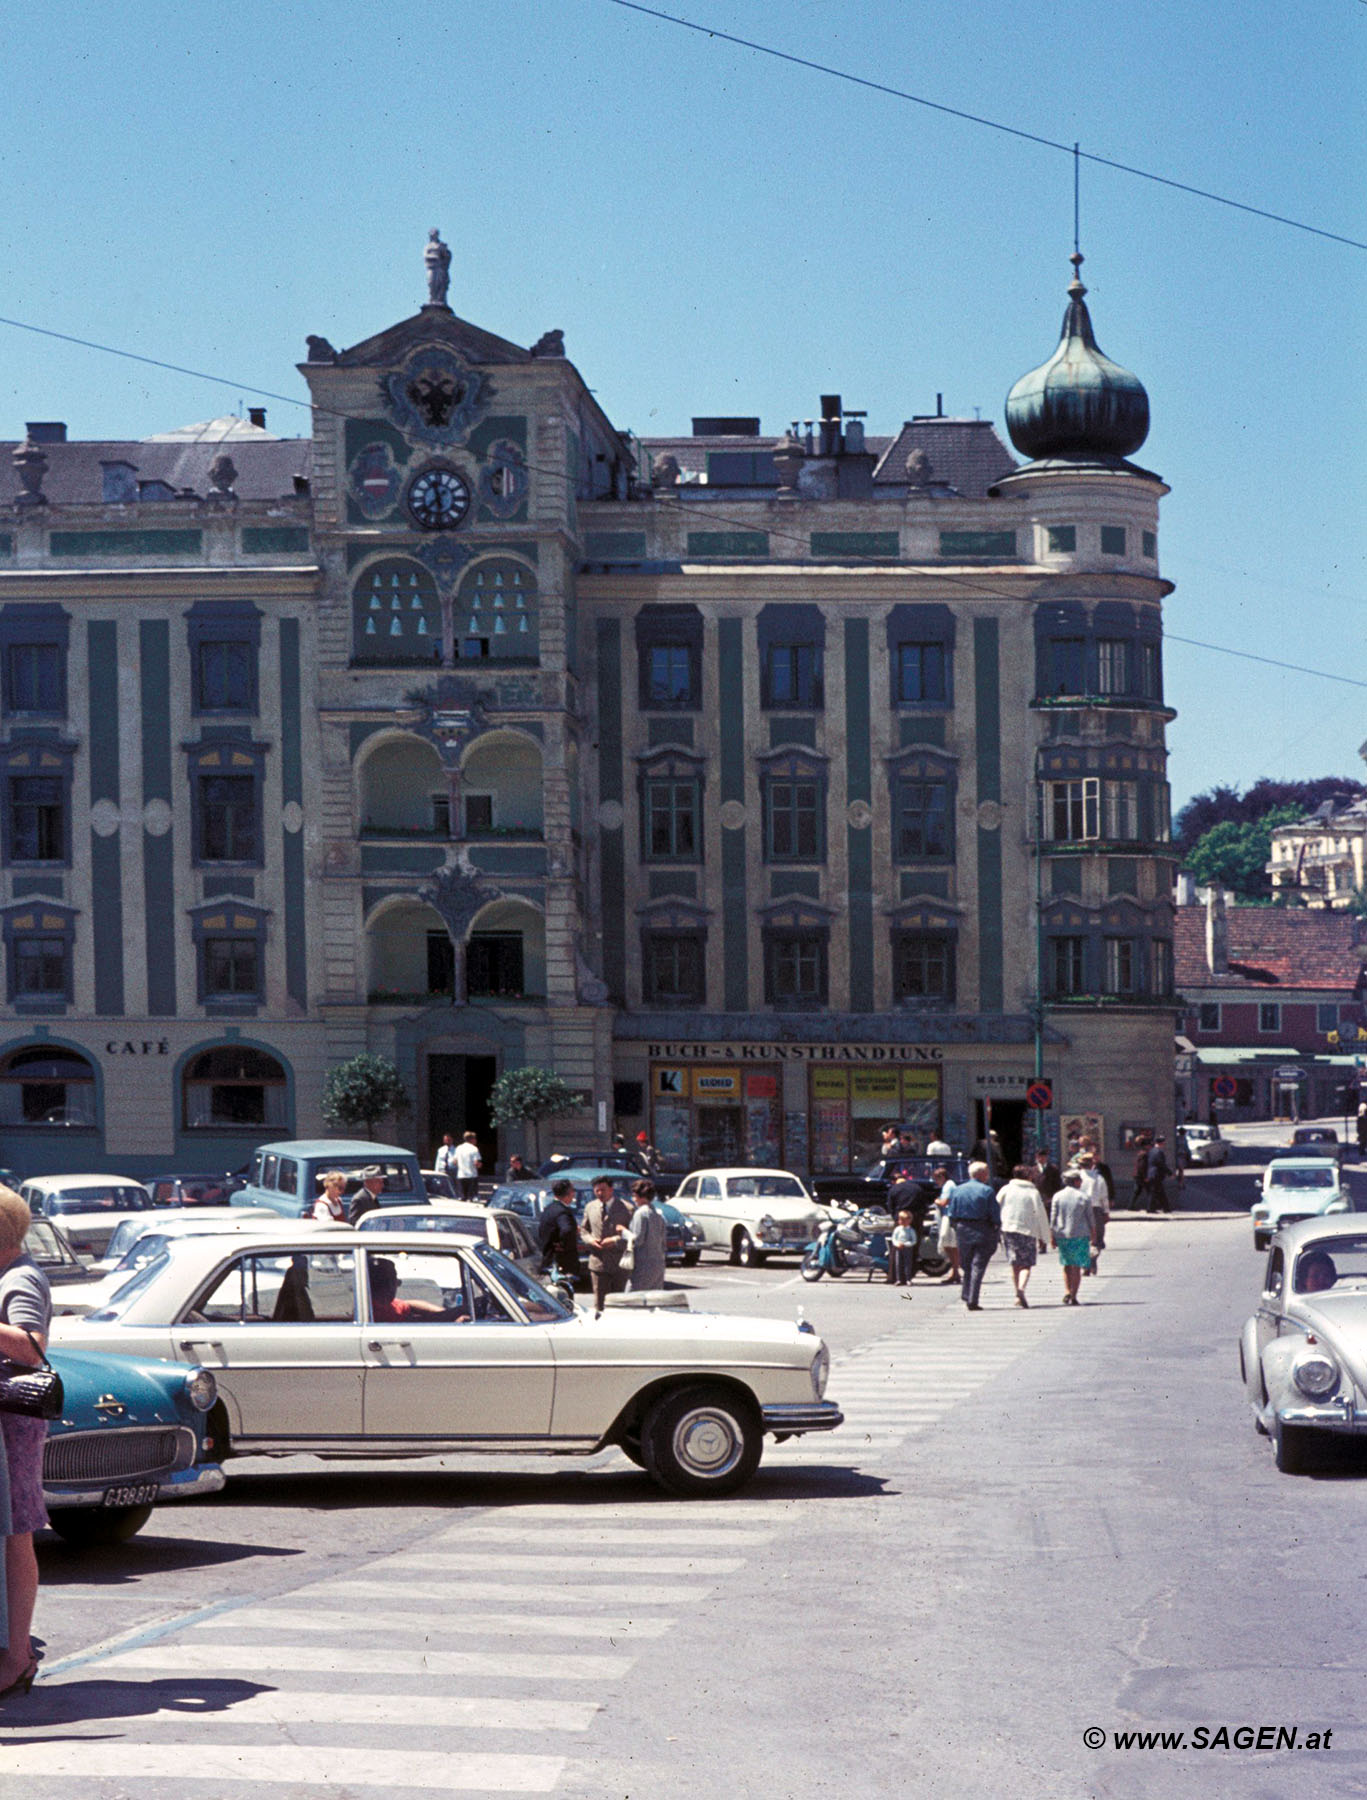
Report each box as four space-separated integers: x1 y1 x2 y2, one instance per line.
466 898 545 1003
460 731 543 839
366 898 455 1006
359 733 450 839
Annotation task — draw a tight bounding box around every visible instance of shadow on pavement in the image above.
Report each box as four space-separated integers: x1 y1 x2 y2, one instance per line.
0 1676 270 1732
37 1536 300 1585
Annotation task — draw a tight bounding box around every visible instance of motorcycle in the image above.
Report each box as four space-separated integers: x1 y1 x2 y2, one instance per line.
801 1204 894 1282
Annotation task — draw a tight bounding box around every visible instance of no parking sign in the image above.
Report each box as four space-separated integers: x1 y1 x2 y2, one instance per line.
1025 1079 1054 1110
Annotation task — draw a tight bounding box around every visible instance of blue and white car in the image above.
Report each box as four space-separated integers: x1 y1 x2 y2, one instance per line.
1251 1157 1350 1252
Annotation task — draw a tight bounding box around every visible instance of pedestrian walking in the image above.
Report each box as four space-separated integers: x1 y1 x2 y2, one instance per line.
452 1131 482 1202
1131 1143 1150 1211
1075 1151 1109 1275
1051 1168 1096 1306
349 1164 387 1224
625 1180 668 1291
932 1164 960 1285
0 1186 51 1703
536 1178 581 1285
1145 1137 1172 1214
946 1160 1001 1311
1356 1103 1366 1158
433 1133 458 1178
997 1164 1051 1308
888 1211 918 1286
580 1174 633 1313
1031 1145 1063 1205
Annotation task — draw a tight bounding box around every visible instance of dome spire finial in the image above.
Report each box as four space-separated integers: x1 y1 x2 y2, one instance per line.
1003 252 1149 463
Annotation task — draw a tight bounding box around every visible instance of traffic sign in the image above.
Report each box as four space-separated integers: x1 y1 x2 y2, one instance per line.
1025 1079 1054 1110
1211 1075 1238 1099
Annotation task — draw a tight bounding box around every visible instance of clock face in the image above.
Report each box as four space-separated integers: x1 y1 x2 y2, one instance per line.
406 465 471 530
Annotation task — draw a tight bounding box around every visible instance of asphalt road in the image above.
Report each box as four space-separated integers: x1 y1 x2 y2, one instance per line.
6 1164 1367 1798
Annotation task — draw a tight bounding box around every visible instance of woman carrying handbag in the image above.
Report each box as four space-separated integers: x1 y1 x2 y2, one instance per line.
0 1186 54 1702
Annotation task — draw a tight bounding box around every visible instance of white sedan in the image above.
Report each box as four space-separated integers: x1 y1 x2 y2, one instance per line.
54 1228 841 1497
670 1168 830 1266
19 1174 156 1258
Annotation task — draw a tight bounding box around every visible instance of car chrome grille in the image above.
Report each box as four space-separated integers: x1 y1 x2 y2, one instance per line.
43 1425 194 1487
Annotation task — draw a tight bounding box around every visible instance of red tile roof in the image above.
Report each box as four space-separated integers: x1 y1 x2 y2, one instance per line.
1175 905 1367 991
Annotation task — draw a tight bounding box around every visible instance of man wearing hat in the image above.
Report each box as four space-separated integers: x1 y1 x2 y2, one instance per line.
350 1165 386 1225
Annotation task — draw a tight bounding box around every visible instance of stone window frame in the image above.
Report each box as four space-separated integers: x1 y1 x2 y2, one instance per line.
759 748 828 865
352 554 444 669
759 899 834 1011
2 901 77 1010
0 735 75 869
886 603 954 711
0 1040 99 1130
640 928 708 1007
186 735 269 869
1259 1001 1282 1035
0 604 69 720
1197 1001 1222 1033
635 605 703 713
637 746 706 865
889 746 957 865
180 1040 291 1134
757 603 826 712
190 900 269 1011
1035 600 1164 706
889 899 960 1010
186 600 262 717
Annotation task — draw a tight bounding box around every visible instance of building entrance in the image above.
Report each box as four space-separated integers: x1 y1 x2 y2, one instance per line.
426 1053 497 1172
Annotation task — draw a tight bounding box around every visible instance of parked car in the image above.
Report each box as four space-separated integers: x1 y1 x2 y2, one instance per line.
55 1211 297 1316
91 1206 285 1276
142 1172 246 1208
1240 1218 1367 1472
54 1228 841 1496
43 1346 223 1544
538 1150 652 1179
231 1139 426 1218
812 1154 971 1210
496 1175 705 1269
1251 1157 1350 1251
1177 1122 1229 1167
358 1201 541 1271
18 1175 155 1259
23 1217 89 1288
420 1170 459 1199
671 1168 830 1266
1289 1126 1346 1162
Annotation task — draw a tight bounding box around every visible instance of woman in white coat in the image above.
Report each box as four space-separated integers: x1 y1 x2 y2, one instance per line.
997 1163 1052 1308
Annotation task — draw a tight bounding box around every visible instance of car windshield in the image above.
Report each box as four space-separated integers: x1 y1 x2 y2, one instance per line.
1270 1169 1336 1190
728 1176 807 1199
470 1241 573 1322
102 1218 153 1262
114 1232 178 1273
1293 1237 1367 1292
23 1220 75 1268
86 1252 173 1320
46 1187 150 1213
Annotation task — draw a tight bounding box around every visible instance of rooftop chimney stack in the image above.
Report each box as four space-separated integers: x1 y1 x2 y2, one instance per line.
1205 885 1229 976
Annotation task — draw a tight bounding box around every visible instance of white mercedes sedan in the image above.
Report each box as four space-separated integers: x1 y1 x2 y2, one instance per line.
53 1228 841 1497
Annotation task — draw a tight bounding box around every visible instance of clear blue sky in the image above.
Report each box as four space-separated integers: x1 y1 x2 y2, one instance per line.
1 0 1362 813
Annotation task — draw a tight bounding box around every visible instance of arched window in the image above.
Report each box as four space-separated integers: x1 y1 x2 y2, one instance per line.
0 1044 96 1127
352 558 442 666
456 559 538 662
183 1045 288 1130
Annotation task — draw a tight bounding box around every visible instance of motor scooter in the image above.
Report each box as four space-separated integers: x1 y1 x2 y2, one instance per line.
800 1204 893 1281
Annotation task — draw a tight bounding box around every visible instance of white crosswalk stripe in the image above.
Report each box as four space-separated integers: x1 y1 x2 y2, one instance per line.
3 1743 567 1793
193 1605 674 1640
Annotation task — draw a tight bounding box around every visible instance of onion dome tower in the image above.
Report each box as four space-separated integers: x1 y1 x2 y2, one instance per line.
1005 253 1149 462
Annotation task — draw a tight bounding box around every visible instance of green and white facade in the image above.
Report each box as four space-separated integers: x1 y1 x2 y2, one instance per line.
0 248 1178 1177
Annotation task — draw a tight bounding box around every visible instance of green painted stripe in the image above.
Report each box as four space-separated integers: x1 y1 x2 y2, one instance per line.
718 617 748 1008
844 619 873 1011
139 621 176 1015
280 617 306 1007
811 530 898 559
51 529 201 557
973 618 1003 1011
243 526 309 554
279 620 302 804
596 619 625 999
88 621 124 1015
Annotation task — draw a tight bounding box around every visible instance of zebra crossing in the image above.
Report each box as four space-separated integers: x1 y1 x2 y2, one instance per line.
6 1233 1152 1794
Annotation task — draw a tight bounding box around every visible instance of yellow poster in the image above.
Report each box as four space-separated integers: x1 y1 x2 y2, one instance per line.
693 1068 740 1099
903 1066 942 1105
850 1070 901 1116
811 1069 849 1101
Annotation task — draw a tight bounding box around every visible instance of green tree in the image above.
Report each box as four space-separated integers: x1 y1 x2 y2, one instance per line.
487 1066 584 1163
1186 804 1302 904
321 1053 410 1139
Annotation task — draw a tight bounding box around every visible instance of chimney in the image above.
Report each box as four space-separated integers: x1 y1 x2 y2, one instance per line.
25 422 66 443
1205 885 1229 976
1175 871 1197 906
248 407 267 430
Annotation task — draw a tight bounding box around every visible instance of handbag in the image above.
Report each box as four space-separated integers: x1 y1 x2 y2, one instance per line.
0 1331 63 1420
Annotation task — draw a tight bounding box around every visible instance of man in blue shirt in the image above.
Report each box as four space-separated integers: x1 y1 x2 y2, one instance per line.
946 1160 1001 1311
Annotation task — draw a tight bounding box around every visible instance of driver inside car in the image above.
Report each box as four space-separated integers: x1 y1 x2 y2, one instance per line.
1296 1251 1338 1294
369 1255 466 1322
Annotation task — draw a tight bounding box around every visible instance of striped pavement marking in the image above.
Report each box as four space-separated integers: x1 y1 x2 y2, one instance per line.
323 1577 712 1606
99 1644 634 1680
192 1605 674 1640
377 1550 745 1575
1 1743 566 1792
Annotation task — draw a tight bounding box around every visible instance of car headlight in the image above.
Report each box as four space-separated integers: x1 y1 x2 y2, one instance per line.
758 1213 780 1242
184 1367 218 1413
1292 1351 1340 1400
1252 1209 1268 1223
810 1344 830 1399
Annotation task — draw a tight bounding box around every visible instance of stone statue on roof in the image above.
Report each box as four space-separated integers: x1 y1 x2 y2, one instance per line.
424 229 452 307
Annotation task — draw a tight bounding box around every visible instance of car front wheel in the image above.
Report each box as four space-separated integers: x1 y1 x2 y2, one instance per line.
732 1230 767 1268
1273 1419 1319 1475
1253 1233 1269 1253
681 1250 701 1267
641 1385 763 1498
48 1503 155 1547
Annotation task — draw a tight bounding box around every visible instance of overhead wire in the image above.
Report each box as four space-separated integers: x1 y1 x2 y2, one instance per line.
606 1 1367 252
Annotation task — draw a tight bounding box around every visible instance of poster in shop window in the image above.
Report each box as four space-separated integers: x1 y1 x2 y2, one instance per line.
652 1100 692 1170
745 1071 781 1167
810 1068 850 1172
1061 1112 1104 1162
